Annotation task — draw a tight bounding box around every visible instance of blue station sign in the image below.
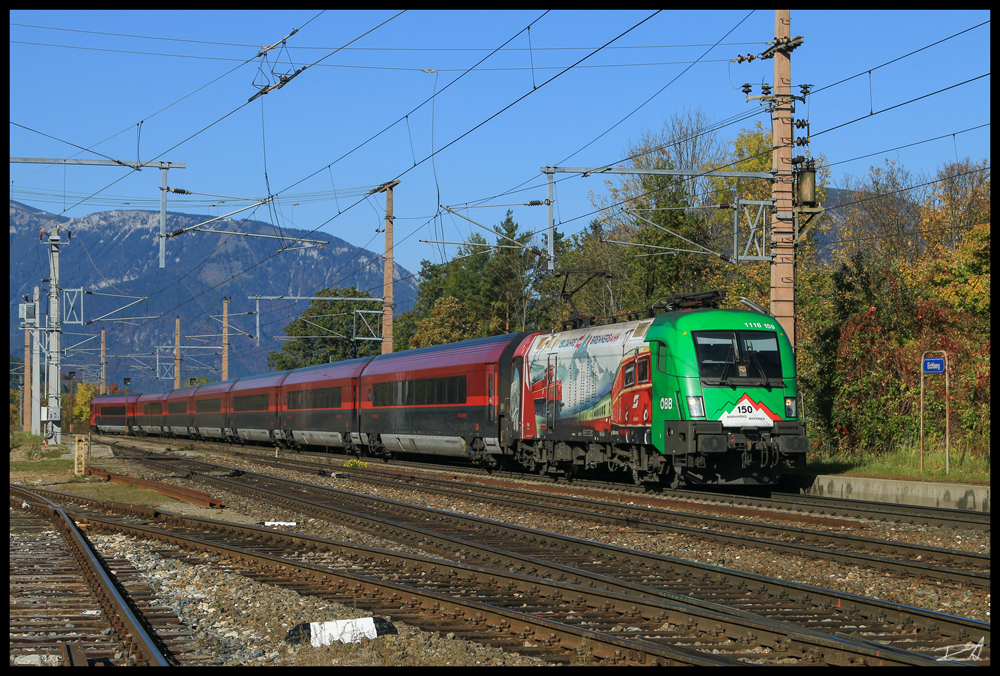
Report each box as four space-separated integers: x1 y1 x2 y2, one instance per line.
922 357 946 374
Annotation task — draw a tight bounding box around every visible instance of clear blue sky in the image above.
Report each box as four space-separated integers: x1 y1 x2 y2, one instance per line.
10 10 991 288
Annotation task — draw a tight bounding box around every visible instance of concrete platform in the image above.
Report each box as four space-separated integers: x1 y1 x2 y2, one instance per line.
782 473 990 512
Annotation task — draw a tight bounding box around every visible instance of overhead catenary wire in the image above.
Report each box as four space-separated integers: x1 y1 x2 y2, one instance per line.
12 22 766 51
10 40 742 71
91 10 661 361
32 13 989 378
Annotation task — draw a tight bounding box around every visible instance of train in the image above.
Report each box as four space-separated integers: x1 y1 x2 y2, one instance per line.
90 303 808 487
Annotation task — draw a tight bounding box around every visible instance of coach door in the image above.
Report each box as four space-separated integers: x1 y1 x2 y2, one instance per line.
486 363 497 422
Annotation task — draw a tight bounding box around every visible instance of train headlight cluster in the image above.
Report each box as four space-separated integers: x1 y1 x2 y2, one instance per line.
686 396 706 418
785 397 797 419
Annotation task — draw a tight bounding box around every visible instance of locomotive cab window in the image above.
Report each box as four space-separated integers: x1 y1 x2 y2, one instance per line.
693 330 783 384
624 362 635 388
637 356 650 383
655 342 669 374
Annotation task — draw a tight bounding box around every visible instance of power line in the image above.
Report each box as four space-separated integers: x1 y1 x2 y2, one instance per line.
559 10 755 165
811 19 990 95
12 22 764 51
93 10 662 359
827 123 990 168
812 73 990 140
11 39 742 71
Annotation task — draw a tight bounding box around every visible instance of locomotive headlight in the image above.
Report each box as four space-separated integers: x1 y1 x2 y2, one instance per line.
784 397 797 419
686 396 705 418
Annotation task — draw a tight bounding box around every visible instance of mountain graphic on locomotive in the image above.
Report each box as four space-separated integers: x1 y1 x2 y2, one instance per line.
92 297 807 488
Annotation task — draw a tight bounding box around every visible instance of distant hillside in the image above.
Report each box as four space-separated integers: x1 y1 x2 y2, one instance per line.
9 200 417 392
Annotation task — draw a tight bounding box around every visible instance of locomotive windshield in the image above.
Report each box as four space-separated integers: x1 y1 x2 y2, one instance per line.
692 330 783 385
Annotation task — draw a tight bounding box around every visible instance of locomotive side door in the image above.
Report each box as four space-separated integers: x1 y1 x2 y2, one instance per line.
650 340 681 453
507 356 523 440
545 354 557 435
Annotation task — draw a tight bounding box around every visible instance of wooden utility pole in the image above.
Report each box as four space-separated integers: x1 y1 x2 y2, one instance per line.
174 316 181 389
23 329 31 432
770 9 796 349
222 298 230 381
374 180 400 354
100 329 106 395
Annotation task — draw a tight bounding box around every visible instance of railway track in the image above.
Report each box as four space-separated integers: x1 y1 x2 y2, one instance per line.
14 483 964 666
113 435 988 531
100 445 991 663
229 451 990 587
9 490 183 666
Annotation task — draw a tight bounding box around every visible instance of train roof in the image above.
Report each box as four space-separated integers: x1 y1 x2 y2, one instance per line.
649 308 790 337
165 384 200 401
91 393 141 404
228 370 290 392
136 391 169 402
281 356 374 386
191 379 239 397
363 332 530 377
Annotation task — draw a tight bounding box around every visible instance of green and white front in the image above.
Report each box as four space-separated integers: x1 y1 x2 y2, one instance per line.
646 308 808 485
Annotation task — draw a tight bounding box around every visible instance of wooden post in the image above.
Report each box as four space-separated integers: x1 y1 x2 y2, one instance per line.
381 180 400 354
222 298 229 381
770 9 796 349
174 316 181 389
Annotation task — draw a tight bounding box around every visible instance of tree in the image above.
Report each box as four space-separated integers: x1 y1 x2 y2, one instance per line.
920 158 990 253
410 296 476 348
72 382 98 424
9 388 20 429
394 211 551 348
829 159 926 265
582 109 731 318
266 287 381 371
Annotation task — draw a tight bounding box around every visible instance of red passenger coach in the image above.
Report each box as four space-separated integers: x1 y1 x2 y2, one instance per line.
359 333 530 460
136 392 168 435
164 386 197 437
90 393 140 434
228 372 285 443
192 380 237 441
279 357 372 450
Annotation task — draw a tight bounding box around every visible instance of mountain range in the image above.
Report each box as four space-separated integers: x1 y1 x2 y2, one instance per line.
9 200 417 393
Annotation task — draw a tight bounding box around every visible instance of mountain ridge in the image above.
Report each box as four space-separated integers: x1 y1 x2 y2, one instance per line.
9 200 417 392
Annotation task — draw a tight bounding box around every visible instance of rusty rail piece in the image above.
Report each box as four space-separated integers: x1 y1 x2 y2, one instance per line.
10 486 171 667
16 485 947 666
85 465 223 508
105 450 991 664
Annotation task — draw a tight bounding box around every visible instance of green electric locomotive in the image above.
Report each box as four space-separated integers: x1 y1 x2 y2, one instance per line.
646 308 808 486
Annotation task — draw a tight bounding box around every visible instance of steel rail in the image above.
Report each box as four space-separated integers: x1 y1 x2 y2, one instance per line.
107 450 991 659
9 487 171 666
234 452 991 583
14 491 735 666
17 484 952 666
